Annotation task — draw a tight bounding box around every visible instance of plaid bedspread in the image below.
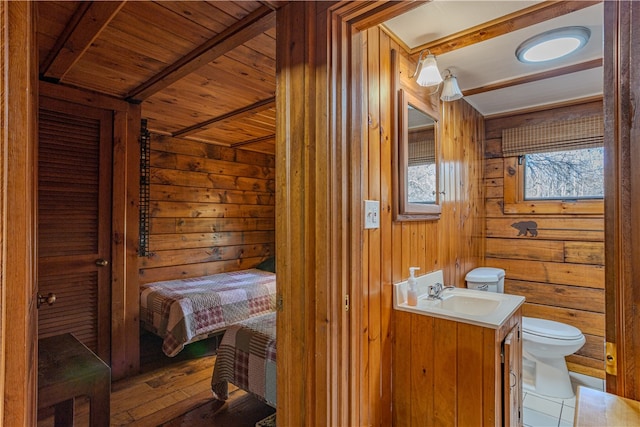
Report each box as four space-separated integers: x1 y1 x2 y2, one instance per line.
211 312 277 408
140 269 276 357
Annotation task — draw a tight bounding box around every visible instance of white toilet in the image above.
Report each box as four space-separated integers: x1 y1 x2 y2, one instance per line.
465 267 585 399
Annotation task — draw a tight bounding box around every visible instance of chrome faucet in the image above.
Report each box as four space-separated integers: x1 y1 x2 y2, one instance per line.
427 282 456 300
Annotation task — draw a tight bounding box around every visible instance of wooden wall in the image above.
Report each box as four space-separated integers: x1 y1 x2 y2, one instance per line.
362 26 486 426
138 134 276 284
484 100 605 379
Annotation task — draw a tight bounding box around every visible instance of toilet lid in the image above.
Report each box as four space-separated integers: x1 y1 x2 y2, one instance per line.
522 317 583 340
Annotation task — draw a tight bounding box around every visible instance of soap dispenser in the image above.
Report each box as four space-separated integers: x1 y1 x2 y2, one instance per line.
407 267 420 306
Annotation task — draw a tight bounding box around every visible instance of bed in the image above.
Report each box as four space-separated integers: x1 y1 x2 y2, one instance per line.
139 268 276 357
211 311 277 408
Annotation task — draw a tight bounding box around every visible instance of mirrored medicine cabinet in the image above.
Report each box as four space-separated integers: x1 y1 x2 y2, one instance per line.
394 88 441 221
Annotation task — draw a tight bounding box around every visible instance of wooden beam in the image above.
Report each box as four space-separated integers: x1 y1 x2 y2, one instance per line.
483 95 602 120
260 1 290 11
463 58 603 96
126 6 275 101
347 0 428 31
230 134 274 148
173 96 276 138
40 1 126 81
410 1 602 57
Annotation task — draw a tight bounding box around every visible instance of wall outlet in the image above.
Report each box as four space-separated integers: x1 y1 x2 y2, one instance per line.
364 200 380 229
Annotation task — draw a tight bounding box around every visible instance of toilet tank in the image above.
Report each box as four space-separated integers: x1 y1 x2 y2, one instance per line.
465 267 505 293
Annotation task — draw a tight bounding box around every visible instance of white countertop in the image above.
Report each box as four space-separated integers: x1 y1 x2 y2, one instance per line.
393 269 525 329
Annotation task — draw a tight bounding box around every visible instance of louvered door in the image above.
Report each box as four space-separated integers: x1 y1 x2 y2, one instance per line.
37 96 113 363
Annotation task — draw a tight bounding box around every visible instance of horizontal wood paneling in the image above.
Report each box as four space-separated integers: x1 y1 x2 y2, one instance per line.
522 303 605 337
150 168 274 192
487 238 564 262
150 217 274 234
150 186 274 205
139 257 262 284
139 134 275 284
505 279 604 312
484 102 605 378
149 201 274 218
150 136 275 167
564 241 605 265
486 217 604 241
149 231 273 251
139 244 272 268
486 258 604 289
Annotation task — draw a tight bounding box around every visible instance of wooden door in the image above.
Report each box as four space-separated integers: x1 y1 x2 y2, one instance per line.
37 96 113 363
503 322 523 427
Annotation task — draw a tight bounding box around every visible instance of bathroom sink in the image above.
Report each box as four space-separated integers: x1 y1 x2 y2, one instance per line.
421 293 500 316
393 270 525 329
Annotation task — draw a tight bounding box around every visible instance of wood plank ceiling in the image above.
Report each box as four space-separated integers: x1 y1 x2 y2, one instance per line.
37 1 277 154
36 1 602 154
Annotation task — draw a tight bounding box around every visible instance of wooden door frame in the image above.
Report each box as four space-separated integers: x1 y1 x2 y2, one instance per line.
1 2 39 425
275 2 424 425
604 0 640 398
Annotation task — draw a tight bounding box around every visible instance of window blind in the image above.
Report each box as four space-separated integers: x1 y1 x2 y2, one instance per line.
408 128 435 166
502 114 603 157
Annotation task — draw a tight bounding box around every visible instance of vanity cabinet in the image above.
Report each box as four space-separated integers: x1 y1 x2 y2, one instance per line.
392 308 522 426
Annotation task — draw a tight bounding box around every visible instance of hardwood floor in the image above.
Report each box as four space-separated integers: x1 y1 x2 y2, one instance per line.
37 333 275 427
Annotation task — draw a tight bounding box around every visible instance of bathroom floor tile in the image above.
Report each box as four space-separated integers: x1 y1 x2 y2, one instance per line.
560 404 575 423
523 372 600 427
523 407 561 427
558 419 573 427
561 396 576 409
523 393 563 418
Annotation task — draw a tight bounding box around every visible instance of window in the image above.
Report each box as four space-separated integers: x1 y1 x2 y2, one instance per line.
523 147 604 200
502 115 604 215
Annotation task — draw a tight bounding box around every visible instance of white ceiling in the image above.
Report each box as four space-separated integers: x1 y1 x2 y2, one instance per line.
384 1 604 116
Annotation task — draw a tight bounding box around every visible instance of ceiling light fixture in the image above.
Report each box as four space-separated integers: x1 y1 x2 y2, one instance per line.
412 49 443 87
440 70 463 102
516 26 591 63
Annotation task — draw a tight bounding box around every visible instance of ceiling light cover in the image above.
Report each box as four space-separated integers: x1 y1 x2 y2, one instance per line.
516 26 591 63
414 50 443 87
440 74 463 102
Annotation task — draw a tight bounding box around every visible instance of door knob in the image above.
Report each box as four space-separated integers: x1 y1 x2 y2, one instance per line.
95 258 109 267
37 292 56 309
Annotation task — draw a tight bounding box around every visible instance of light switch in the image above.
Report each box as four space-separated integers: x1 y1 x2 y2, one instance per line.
364 200 380 229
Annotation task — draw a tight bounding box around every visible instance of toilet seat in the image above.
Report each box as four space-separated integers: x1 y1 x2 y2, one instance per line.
522 316 584 340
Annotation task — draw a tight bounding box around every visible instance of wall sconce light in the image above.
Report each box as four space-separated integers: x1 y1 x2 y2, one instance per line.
412 49 443 87
440 70 463 102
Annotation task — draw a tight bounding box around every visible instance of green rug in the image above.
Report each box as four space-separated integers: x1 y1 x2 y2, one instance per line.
255 412 276 427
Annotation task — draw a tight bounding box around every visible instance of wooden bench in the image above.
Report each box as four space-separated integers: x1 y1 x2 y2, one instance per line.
575 385 640 426
38 333 111 427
